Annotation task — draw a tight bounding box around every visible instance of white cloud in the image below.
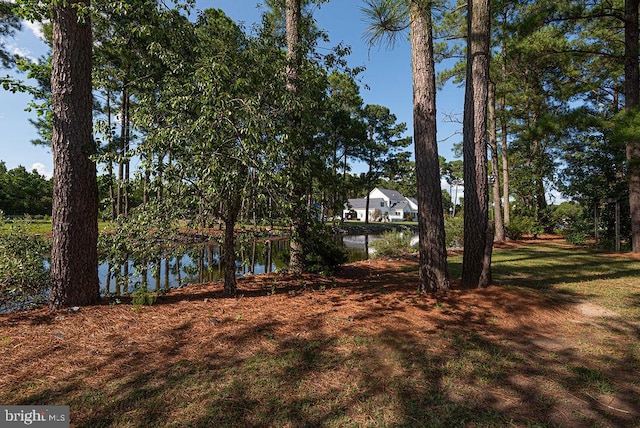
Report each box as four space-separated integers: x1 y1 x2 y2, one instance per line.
7 42 35 61
23 20 46 41
31 162 53 179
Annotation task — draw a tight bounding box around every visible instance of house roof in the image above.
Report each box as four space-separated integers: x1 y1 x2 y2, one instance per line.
406 197 418 209
374 188 406 201
346 198 385 210
390 200 414 212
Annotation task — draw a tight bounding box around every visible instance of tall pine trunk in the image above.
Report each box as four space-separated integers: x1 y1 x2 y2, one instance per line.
223 193 242 296
499 36 510 226
49 0 99 309
286 0 307 274
500 98 510 226
489 82 505 242
117 88 130 218
106 91 117 220
410 1 449 292
462 0 492 288
625 0 640 252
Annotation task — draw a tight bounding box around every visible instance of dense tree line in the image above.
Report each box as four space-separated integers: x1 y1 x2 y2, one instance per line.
0 162 52 216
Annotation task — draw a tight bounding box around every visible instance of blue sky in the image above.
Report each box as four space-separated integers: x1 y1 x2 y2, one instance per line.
0 0 464 179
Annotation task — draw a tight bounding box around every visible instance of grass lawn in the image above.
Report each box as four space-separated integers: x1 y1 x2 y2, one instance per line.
1 239 639 427
0 219 116 235
0 218 52 234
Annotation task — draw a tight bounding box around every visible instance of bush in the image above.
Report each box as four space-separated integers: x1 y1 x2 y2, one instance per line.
548 202 595 246
505 215 541 240
370 230 416 258
565 230 587 245
0 219 50 311
304 224 347 274
550 202 584 232
444 215 464 248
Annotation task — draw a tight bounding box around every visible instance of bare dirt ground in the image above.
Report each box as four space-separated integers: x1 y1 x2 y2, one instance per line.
1 243 639 427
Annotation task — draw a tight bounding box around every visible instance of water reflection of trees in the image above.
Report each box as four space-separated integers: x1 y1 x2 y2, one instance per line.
100 238 290 296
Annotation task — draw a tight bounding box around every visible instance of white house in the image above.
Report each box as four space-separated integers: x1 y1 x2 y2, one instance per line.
343 188 418 222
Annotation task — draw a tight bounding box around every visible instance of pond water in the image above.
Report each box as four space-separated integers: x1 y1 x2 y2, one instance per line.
99 234 402 294
1 232 418 313
100 238 289 294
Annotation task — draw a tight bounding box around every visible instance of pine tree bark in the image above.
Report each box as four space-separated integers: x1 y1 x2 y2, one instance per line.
410 1 449 292
489 82 505 242
500 99 510 226
365 190 371 224
462 0 492 288
499 40 510 226
223 193 242 296
286 0 307 274
625 0 640 253
49 0 100 309
106 91 117 221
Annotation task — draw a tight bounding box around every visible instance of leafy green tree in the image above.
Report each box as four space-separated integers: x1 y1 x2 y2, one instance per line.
558 131 629 241
378 157 417 198
357 104 411 224
325 71 367 219
133 7 288 295
0 163 53 215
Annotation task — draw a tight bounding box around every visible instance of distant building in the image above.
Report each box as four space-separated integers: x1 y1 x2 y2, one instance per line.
343 188 418 222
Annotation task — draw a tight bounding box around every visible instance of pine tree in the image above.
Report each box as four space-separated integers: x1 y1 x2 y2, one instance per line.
49 0 99 309
363 0 449 291
461 0 492 288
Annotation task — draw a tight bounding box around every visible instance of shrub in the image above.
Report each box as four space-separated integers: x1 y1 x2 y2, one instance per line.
304 224 347 273
132 288 157 306
565 230 587 245
593 235 630 252
549 203 594 246
505 215 541 240
370 230 415 258
0 219 50 311
444 215 464 248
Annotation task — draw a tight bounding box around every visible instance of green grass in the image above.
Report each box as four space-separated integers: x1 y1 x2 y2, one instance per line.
0 219 116 235
0 218 52 234
486 242 640 318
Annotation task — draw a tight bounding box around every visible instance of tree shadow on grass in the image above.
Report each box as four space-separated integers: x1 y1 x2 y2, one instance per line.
7 294 640 427
4 242 640 426
447 243 640 291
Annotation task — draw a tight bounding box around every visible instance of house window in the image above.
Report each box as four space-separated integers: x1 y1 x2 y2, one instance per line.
380 202 385 207
396 211 402 216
